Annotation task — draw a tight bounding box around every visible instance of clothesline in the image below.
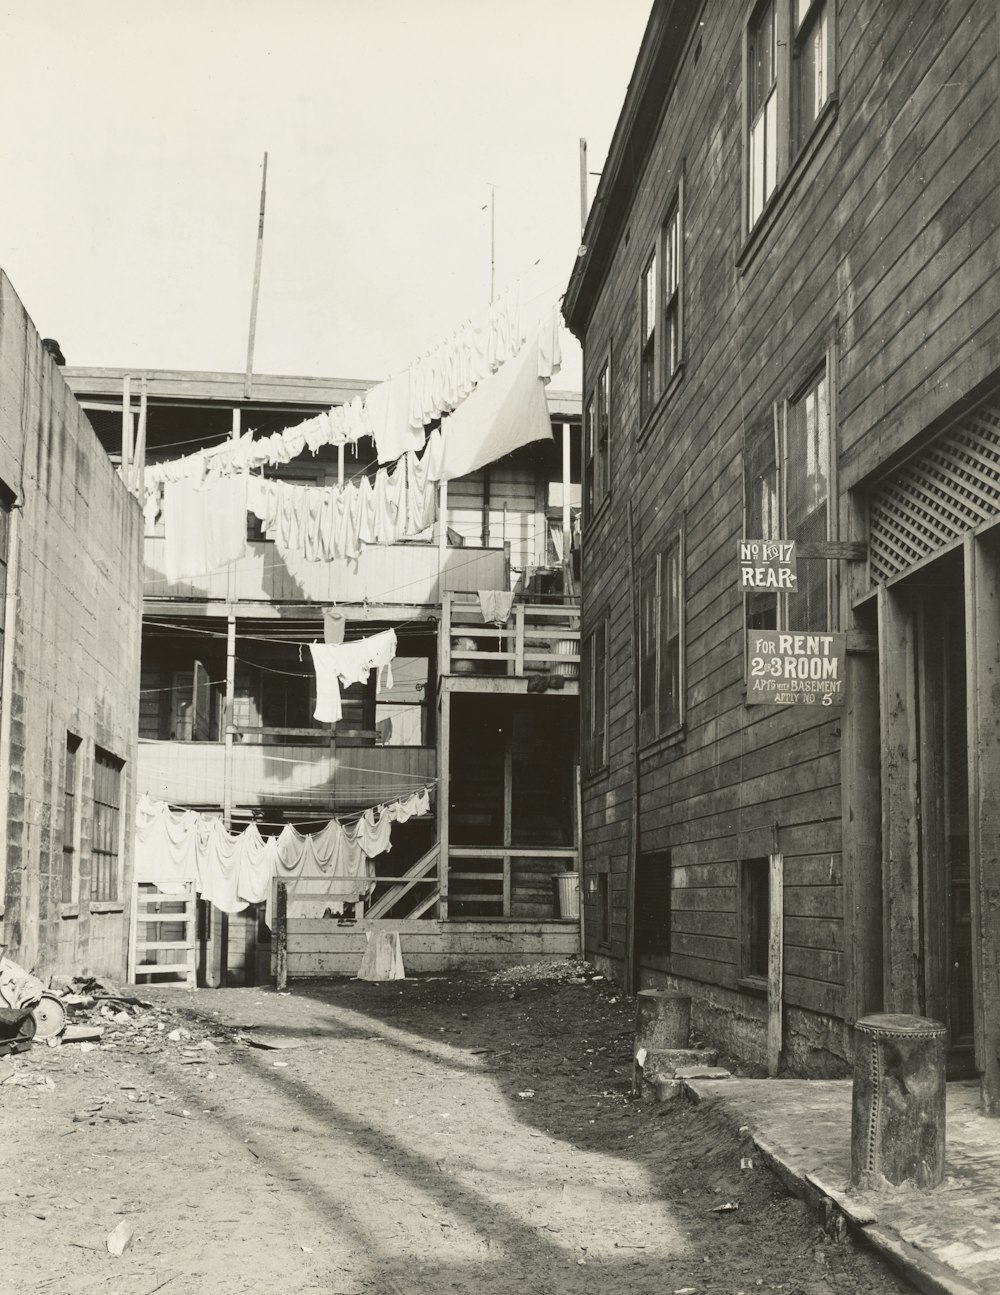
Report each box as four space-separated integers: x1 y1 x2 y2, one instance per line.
146 783 435 828
135 788 432 918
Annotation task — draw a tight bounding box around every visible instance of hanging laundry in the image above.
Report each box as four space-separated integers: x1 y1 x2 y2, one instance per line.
323 608 346 645
309 628 398 723
438 319 561 483
366 371 424 465
478 590 515 625
162 472 248 582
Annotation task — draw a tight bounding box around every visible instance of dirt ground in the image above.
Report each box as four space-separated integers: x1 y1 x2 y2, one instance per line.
0 960 914 1295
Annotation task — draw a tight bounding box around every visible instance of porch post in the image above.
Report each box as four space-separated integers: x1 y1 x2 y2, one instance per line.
877 582 921 1014
438 687 450 921
964 531 1000 1114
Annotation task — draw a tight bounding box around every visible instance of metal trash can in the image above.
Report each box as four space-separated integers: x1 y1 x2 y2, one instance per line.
851 1013 947 1191
555 871 580 920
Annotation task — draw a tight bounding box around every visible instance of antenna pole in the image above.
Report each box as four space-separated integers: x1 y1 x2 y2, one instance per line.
579 138 588 236
244 151 268 400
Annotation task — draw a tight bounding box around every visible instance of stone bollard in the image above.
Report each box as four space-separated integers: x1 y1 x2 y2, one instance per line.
850 1013 947 1191
633 991 691 1093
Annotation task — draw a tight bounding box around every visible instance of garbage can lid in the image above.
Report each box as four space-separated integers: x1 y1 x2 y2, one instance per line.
856 1013 947 1039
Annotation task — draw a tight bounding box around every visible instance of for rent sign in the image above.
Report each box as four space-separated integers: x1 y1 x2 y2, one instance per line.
738 540 797 592
746 631 846 707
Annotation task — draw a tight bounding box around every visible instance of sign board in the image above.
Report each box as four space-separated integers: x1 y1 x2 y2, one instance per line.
746 631 846 707
738 540 797 592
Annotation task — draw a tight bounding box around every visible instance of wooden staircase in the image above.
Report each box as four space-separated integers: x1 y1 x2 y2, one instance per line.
366 844 440 920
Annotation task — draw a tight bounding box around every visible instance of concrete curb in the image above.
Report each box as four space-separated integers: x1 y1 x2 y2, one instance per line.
682 1079 984 1295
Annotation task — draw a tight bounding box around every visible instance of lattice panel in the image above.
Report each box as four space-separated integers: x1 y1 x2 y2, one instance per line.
869 402 1000 581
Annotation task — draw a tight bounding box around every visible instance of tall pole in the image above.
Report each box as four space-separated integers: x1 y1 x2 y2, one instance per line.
489 184 496 305
579 138 588 236
245 152 268 400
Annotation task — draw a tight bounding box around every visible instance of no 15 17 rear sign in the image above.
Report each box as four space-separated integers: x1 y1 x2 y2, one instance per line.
746 631 846 707
738 540 797 591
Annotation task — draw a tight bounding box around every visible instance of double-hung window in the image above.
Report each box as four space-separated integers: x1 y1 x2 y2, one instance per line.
638 181 685 427
583 617 608 774
745 0 835 233
743 361 834 634
639 528 685 744
584 352 611 524
92 748 124 903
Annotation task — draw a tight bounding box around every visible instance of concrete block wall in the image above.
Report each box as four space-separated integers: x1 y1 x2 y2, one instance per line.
0 270 143 981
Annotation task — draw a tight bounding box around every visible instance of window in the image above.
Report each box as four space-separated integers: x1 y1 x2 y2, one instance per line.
740 857 770 982
583 352 611 523
61 735 82 903
91 748 124 902
639 529 685 744
743 361 833 634
638 181 684 428
582 618 608 773
793 0 830 147
786 368 830 631
662 200 682 383
747 0 778 227
635 850 671 957
745 0 835 232
640 251 657 423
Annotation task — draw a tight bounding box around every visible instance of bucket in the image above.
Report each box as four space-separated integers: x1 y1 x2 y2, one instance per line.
552 638 579 678
555 871 580 920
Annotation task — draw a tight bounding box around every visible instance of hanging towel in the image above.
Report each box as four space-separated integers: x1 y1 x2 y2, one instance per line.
478 590 515 625
438 325 558 482
366 371 424 465
163 472 248 582
309 629 397 723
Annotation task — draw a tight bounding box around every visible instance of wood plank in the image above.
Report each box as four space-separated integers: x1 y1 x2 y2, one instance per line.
877 582 922 1012
768 852 783 1077
965 531 1000 1113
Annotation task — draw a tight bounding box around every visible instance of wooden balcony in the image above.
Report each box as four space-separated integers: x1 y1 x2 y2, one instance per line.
143 536 507 604
438 592 580 694
138 738 434 810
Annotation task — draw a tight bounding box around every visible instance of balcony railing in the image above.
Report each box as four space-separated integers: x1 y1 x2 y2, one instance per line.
138 739 435 810
439 593 580 678
143 536 508 604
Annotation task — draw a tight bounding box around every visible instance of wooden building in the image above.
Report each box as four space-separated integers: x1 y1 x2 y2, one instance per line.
65 364 583 983
563 0 1000 1104
0 272 143 982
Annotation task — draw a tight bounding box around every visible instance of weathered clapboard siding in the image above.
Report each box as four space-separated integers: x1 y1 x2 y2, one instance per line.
569 0 1000 1069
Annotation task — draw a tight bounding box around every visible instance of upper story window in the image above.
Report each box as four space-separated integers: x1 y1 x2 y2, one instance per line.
582 616 608 775
793 0 830 146
638 179 685 429
748 0 778 226
639 527 685 744
640 252 658 423
743 359 834 634
745 0 835 232
92 747 124 903
584 351 611 525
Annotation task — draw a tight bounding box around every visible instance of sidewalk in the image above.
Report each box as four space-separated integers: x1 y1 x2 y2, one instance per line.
683 1076 1000 1295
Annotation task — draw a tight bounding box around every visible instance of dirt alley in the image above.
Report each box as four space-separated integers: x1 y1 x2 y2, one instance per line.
0 960 915 1295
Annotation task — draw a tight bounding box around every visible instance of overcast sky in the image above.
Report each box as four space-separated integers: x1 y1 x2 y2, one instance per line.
0 1 650 388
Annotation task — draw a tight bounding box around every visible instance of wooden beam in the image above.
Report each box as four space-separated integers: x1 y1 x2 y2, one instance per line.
877 582 922 1013
244 152 268 400
768 851 783 1076
796 540 868 561
842 648 883 1023
625 502 640 995
965 531 1000 1114
120 374 132 478
438 688 451 921
275 881 288 990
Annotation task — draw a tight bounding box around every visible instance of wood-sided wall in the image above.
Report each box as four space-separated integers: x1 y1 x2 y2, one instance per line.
573 0 1000 1072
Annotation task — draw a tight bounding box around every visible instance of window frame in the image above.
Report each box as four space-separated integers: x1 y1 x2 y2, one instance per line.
0 483 12 728
742 0 836 239
635 849 672 959
582 616 609 776
583 348 612 527
637 177 685 437
638 526 686 747
742 351 836 637
91 747 125 904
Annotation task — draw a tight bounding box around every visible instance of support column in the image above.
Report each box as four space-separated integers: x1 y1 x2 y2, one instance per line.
438 688 450 920
120 374 133 478
561 422 573 596
877 582 922 1014
965 531 1000 1114
843 647 884 1023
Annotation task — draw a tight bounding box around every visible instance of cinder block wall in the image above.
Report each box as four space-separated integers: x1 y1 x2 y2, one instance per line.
0 270 142 981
